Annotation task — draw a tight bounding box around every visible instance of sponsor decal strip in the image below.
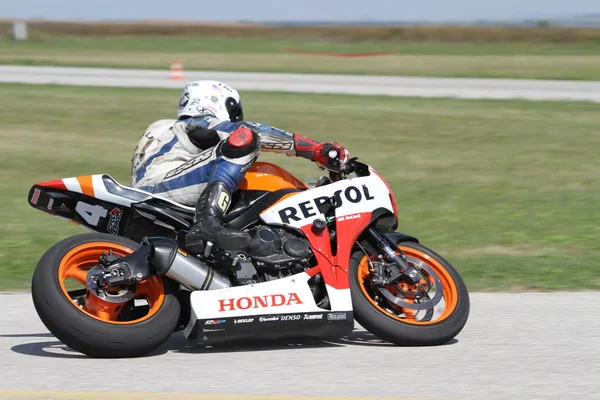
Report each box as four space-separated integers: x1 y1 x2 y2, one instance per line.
233 317 254 324
204 319 226 325
327 312 348 321
218 293 303 312
228 313 347 324
278 184 375 224
30 188 41 205
106 207 123 235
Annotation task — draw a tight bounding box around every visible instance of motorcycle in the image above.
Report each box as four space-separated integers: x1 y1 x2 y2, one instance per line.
28 158 470 358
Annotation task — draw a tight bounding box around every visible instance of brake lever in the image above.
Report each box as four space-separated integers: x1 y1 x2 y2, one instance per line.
325 152 357 181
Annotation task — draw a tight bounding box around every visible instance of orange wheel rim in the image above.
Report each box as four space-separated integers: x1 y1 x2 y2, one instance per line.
57 242 165 325
357 246 458 325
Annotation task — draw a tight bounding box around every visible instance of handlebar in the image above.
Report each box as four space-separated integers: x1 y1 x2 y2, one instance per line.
327 157 365 181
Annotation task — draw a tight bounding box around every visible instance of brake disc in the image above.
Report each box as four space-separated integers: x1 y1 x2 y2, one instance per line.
377 260 443 311
86 265 136 304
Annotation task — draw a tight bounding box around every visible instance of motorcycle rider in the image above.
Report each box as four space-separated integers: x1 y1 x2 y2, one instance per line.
131 80 350 252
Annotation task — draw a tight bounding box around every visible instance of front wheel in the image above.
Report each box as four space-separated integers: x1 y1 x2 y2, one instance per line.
350 241 470 345
31 233 181 358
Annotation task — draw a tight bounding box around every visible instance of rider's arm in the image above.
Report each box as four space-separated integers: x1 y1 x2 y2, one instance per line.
242 122 319 159
183 116 320 159
239 121 349 171
182 116 348 170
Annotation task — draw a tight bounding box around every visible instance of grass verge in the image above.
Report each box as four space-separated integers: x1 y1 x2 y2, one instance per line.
0 83 598 291
1 35 600 80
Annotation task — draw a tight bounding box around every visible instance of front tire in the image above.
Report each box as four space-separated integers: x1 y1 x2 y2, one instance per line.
31 233 181 358
350 241 470 346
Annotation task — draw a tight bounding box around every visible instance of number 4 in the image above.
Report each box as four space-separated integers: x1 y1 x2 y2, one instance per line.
75 201 107 226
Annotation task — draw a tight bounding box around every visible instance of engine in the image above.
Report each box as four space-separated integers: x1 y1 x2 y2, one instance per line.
210 225 326 305
208 226 314 286
247 226 329 306
248 226 313 271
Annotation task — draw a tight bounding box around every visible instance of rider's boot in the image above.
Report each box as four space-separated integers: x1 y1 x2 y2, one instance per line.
185 180 251 252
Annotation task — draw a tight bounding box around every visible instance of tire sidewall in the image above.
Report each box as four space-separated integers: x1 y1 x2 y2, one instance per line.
31 233 181 358
350 241 470 346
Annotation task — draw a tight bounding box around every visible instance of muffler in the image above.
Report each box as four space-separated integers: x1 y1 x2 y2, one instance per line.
150 238 232 291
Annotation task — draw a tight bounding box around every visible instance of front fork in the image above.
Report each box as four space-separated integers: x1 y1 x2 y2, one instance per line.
365 227 421 286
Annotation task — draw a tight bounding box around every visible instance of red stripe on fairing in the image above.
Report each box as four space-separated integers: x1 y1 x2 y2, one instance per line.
300 223 342 288
37 179 67 190
333 210 373 278
299 211 374 290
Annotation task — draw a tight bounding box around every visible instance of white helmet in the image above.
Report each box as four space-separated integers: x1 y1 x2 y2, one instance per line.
177 80 244 122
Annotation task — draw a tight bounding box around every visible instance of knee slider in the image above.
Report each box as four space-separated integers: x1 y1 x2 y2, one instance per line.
222 127 258 159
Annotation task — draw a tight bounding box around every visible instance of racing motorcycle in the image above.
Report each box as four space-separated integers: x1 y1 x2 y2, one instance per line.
28 158 470 358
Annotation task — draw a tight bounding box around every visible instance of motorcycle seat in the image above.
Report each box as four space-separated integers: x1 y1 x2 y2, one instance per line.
101 175 195 212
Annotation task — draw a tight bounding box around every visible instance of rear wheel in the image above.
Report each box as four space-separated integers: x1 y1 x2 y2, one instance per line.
350 241 469 345
31 233 181 358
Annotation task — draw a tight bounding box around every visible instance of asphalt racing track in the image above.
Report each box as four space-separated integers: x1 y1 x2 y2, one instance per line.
1 292 599 399
1 66 599 399
2 65 600 102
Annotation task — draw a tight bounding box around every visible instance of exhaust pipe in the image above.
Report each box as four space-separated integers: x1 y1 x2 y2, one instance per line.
150 238 231 291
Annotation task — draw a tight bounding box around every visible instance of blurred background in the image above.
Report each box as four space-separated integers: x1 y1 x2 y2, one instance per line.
0 0 598 291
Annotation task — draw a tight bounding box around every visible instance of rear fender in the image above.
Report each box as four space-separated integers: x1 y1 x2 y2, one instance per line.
28 176 132 236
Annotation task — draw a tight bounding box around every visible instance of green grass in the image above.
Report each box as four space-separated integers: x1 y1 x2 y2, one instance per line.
2 36 600 80
0 83 598 291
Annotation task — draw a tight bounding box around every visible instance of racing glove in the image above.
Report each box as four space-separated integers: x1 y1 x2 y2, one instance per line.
293 134 350 172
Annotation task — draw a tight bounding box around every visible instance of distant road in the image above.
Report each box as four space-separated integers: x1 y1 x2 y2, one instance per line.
2 65 600 102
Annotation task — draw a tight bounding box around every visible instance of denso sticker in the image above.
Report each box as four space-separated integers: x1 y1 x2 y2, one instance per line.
280 314 301 321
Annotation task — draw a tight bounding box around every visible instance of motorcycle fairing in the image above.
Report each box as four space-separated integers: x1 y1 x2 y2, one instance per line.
28 175 136 235
259 168 395 289
28 174 189 237
184 269 354 343
184 168 395 342
260 170 393 229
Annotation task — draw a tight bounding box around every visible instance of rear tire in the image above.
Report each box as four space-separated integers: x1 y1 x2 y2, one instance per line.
31 233 181 358
350 241 469 346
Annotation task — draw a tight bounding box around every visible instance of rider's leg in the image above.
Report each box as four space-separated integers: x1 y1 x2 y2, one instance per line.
186 127 258 251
